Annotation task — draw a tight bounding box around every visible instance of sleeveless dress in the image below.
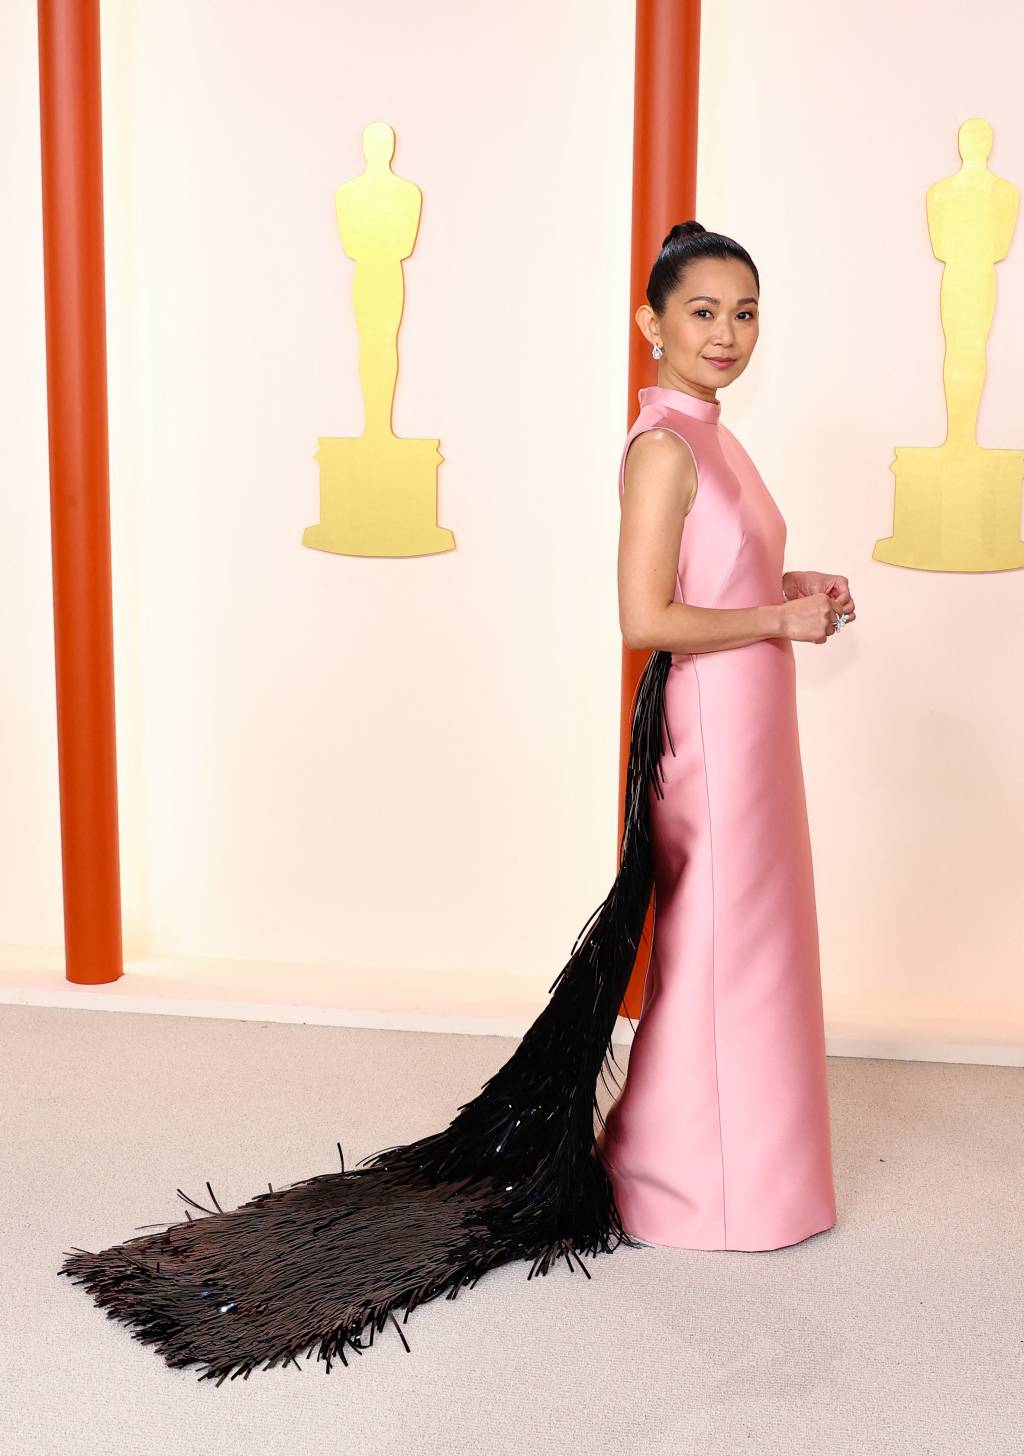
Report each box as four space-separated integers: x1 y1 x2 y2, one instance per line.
598 384 837 1252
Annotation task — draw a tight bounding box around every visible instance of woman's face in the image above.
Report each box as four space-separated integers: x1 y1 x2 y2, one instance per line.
637 257 759 399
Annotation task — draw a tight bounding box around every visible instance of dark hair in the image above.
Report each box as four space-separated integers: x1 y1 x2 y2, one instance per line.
646 220 759 315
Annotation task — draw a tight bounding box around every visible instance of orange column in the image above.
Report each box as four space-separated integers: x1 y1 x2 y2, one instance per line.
37 0 123 985
619 0 702 1017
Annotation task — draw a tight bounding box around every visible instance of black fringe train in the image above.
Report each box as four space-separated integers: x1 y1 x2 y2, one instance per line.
58 649 675 1383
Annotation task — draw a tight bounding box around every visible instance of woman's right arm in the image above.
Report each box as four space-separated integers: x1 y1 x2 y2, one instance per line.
617 430 833 654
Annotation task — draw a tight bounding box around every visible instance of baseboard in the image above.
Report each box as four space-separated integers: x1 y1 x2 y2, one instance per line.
0 949 1020 1066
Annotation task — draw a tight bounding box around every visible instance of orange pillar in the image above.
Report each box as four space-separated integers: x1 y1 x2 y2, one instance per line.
37 0 123 985
619 0 702 1017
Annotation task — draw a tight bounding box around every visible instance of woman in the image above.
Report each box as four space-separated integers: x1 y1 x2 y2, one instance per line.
59 222 853 1383
598 220 854 1251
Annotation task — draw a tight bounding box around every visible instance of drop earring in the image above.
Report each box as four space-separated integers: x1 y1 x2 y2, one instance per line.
652 342 663 359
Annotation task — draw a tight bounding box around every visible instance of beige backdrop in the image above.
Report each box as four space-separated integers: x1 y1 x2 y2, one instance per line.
1 0 1021 1057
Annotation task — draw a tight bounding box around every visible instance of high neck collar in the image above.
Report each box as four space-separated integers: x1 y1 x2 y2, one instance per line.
638 384 721 424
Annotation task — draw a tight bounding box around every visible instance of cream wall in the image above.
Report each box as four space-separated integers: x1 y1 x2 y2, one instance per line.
697 0 1024 1038
3 0 636 988
2 1 1021 1046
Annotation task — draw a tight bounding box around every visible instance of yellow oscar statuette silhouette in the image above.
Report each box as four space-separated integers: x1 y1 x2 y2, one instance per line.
874 117 1024 571
302 121 455 557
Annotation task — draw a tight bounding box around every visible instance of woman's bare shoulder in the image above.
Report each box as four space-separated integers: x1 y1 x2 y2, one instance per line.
622 427 698 504
625 426 696 470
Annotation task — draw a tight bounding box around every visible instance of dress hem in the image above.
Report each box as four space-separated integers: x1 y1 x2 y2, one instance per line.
618 1215 838 1255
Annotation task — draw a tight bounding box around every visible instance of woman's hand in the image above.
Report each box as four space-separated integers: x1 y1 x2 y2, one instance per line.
782 570 856 621
779 593 845 644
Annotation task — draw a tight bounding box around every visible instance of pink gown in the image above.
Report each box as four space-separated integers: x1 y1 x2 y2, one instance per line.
598 384 837 1252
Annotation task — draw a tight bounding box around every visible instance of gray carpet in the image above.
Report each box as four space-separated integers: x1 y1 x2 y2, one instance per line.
2 1002 1021 1455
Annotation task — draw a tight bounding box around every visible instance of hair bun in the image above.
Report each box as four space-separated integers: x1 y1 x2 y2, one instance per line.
661 220 706 249
645 223 758 317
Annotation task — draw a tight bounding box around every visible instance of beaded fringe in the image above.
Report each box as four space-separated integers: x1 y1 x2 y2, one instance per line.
59 650 675 1383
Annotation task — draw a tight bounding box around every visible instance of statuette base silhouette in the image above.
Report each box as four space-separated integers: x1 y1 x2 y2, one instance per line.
303 434 455 558
873 441 1024 571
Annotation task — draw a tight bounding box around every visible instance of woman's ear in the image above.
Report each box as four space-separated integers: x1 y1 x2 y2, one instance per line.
634 302 654 341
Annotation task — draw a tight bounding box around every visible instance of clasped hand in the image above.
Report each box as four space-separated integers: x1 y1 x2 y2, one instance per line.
782 570 856 622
